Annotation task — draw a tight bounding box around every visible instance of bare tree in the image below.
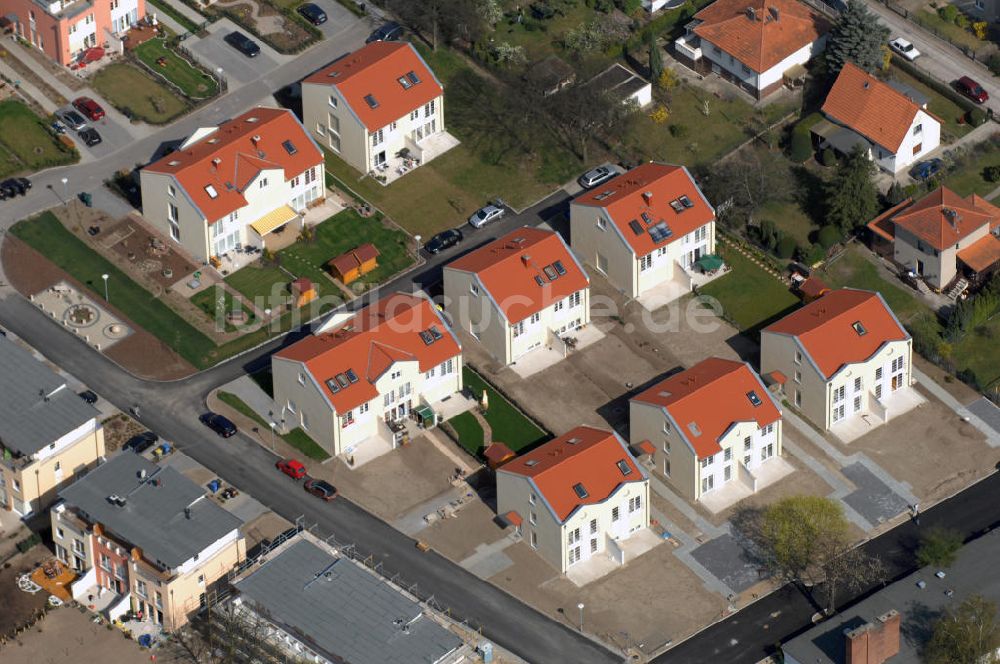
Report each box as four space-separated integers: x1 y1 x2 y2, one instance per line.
543 83 632 163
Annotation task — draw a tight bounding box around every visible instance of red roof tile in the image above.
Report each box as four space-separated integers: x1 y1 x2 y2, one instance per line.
768 370 788 385
445 227 589 324
632 358 780 460
763 288 909 379
572 163 714 258
303 42 442 132
957 233 1000 273
821 63 924 152
275 294 461 413
501 426 643 522
889 186 998 252
692 0 829 73
143 107 321 224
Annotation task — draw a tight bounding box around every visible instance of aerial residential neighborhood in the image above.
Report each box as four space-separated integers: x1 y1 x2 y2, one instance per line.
1 0 1000 662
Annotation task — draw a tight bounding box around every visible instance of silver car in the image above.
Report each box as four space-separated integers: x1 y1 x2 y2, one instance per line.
468 204 504 228
59 109 88 131
578 165 616 189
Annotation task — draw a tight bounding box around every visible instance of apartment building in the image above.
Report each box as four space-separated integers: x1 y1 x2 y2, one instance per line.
442 227 590 365
0 335 105 517
140 106 324 265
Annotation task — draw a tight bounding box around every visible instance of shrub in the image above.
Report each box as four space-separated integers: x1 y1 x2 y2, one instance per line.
984 165 1000 183
789 126 813 163
16 533 41 553
817 225 842 249
938 4 959 23
968 108 988 126
776 236 797 259
917 528 963 567
974 21 990 40
820 148 837 166
955 12 969 28
988 53 1000 76
649 105 670 124
669 123 688 138
802 243 826 265
658 68 680 90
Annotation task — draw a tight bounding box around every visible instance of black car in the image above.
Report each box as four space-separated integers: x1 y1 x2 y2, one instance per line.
304 478 338 501
16 177 31 191
78 390 98 404
78 127 102 147
224 31 261 57
0 180 20 198
425 229 463 254
2 178 29 195
366 21 402 43
297 2 327 25
200 412 238 437
123 431 159 454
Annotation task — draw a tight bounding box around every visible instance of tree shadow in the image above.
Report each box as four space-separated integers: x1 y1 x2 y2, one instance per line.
901 601 942 651
791 165 829 240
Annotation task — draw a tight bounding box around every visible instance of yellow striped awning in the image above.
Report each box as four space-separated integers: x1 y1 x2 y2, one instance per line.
250 205 298 237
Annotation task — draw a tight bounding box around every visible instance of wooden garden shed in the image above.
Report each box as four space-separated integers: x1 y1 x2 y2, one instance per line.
328 243 380 284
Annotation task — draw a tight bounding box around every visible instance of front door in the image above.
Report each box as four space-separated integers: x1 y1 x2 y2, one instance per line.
916 260 925 275
374 151 386 166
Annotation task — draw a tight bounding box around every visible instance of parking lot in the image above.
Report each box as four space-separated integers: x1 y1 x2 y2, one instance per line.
189 20 287 88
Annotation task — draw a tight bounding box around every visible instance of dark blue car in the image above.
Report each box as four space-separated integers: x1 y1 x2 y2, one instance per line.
909 158 943 181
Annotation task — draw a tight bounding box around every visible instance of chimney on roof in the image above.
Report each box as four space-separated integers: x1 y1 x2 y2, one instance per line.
521 254 532 266
642 191 653 206
769 5 779 20
845 609 901 664
211 157 221 170
746 6 757 20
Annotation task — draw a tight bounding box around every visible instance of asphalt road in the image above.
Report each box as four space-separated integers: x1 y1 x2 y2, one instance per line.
656 468 1000 663
0 189 617 664
866 0 1000 116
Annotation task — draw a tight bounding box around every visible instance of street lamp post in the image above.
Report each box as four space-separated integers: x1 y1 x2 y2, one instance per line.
61 177 68 201
577 603 585 632
414 234 422 255
269 421 276 452
101 273 109 301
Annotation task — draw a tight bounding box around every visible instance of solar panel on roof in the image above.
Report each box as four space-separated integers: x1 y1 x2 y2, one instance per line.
629 219 643 235
648 222 673 244
553 260 566 276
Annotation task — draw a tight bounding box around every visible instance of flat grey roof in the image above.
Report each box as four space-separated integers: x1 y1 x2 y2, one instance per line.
234 539 463 664
59 454 242 569
0 335 99 457
783 528 1000 663
589 63 650 99
887 79 930 108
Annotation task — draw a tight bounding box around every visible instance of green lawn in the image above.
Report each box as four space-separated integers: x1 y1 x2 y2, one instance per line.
460 367 548 452
217 391 330 459
698 246 800 333
224 263 295 311
496 1 599 63
943 147 1000 198
413 42 468 86
134 37 219 99
91 62 188 124
189 286 255 331
913 10 984 52
0 100 78 177
11 212 214 367
448 411 485 456
325 146 561 236
818 245 927 325
951 317 1000 389
625 84 798 168
277 209 413 292
886 65 972 140
761 200 814 249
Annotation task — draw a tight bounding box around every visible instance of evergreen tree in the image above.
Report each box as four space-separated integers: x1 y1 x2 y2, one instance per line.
826 0 890 74
825 144 878 234
648 31 663 82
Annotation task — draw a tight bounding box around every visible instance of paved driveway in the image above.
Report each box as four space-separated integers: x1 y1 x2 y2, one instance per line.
968 398 1000 437
190 23 285 87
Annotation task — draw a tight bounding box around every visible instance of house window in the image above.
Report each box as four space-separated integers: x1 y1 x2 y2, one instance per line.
391 369 402 380
590 538 598 553
854 376 862 392
597 217 607 231
794 370 802 384
286 400 297 414
913 124 922 135
762 443 774 460
640 254 653 271
470 283 479 296
167 184 176 197
913 143 922 156
512 321 525 338
72 539 84 555
568 528 580 545
100 554 111 572
794 389 802 407
410 109 419 121
298 372 305 385
155 592 163 610
875 384 883 400
724 448 732 462
590 518 598 534
744 436 751 451
529 493 535 505
741 64 751 74
663 420 671 434
530 531 537 548
724 465 732 481
569 291 582 307
424 100 435 117
744 455 751 466
628 496 641 512
371 129 384 146
663 439 670 453
663 459 671 476
56 527 65 539
702 476 714 493
167 203 178 222
301 411 309 430
529 511 537 525
554 300 564 312
359 402 369 414
530 312 540 324
169 222 180 241
259 177 268 189
197 574 205 586
794 351 802 365
611 506 620 522
328 95 337 108
136 580 148 599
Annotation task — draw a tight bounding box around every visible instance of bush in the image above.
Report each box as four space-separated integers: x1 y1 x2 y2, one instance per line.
984 165 1000 183
789 126 813 163
16 533 41 553
669 123 688 138
917 528 963 568
968 108 988 127
938 4 959 23
817 225 842 249
955 13 969 28
988 53 1000 76
776 236 798 259
801 243 826 265
820 148 837 166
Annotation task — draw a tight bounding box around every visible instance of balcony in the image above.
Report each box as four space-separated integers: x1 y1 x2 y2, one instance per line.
674 35 702 62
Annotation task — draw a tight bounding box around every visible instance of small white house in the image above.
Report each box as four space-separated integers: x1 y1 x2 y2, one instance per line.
589 63 652 108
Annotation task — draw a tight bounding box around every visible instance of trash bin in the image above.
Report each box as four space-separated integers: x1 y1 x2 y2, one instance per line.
208 479 221 493
78 192 93 207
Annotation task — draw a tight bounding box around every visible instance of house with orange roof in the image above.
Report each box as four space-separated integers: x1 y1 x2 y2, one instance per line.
629 358 782 502
673 0 829 99
569 162 716 305
496 426 649 574
814 62 940 174
442 227 590 366
867 186 1000 292
761 288 915 436
301 41 454 184
271 293 462 459
139 106 324 266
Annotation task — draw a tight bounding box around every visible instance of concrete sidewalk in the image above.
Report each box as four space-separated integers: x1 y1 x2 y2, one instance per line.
0 62 59 114
157 0 208 27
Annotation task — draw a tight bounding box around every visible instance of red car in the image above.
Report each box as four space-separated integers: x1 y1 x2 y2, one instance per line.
955 76 989 104
72 96 105 121
276 458 306 479
303 478 338 501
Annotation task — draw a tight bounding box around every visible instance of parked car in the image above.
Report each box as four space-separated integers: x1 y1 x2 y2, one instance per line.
578 165 616 189
909 158 944 181
78 390 98 404
200 412 237 437
424 229 463 254
304 478 338 501
59 109 88 131
224 31 261 57
297 2 327 25
468 203 504 228
2 178 29 195
51 120 67 135
0 180 24 197
366 21 402 43
276 458 307 479
16 177 31 192
955 76 989 104
889 37 920 61
78 128 102 147
123 431 159 454
72 96 105 121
